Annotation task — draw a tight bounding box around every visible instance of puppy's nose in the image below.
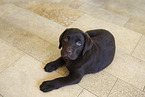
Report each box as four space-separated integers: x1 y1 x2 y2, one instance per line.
66 48 72 55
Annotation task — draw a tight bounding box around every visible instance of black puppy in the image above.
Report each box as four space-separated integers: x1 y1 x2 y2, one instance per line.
40 28 115 92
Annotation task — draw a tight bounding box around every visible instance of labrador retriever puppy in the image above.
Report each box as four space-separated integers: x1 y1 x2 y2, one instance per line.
40 28 115 92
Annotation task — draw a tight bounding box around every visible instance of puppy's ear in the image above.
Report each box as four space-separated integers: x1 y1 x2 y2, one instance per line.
59 29 67 49
83 33 93 55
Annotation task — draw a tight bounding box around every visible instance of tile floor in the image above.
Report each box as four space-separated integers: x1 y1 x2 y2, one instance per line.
0 0 145 97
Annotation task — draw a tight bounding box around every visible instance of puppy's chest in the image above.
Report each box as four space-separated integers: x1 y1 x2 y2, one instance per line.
65 61 73 68
65 61 79 69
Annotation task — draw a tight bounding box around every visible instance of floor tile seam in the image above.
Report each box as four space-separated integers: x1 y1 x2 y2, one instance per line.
0 54 26 74
23 7 68 28
107 78 118 97
0 37 26 74
0 37 43 64
0 37 65 76
123 17 131 27
0 19 59 48
76 10 127 27
131 34 144 55
104 71 145 92
0 39 64 80
83 88 99 97
2 6 66 29
24 31 59 48
0 24 59 53
123 18 145 35
20 0 40 9
78 84 99 97
121 0 145 11
0 37 144 91
0 3 25 20
10 51 64 76
77 88 84 97
77 3 130 25
22 4 85 27
10 0 37 9
117 47 145 62
1 9 67 47
104 0 145 17
69 12 143 36
80 0 104 8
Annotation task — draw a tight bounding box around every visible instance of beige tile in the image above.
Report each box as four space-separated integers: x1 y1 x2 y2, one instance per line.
27 2 83 26
0 19 67 75
78 3 129 26
132 36 145 61
0 0 37 8
19 36 60 64
0 2 5 5
17 35 66 75
0 39 24 72
0 19 33 47
0 54 83 97
80 0 107 7
0 3 21 18
125 18 145 35
0 95 2 97
70 14 142 54
79 71 117 97
40 0 62 3
117 0 145 10
12 34 65 75
105 50 145 90
4 9 65 45
78 89 97 97
13 0 38 8
0 19 16 39
56 66 69 76
104 0 145 21
59 0 83 9
108 80 145 97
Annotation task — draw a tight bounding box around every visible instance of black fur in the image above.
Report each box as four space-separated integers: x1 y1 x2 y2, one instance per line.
40 28 115 92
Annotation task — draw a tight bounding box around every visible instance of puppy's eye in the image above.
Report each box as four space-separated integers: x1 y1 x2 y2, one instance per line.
76 41 82 46
64 37 68 42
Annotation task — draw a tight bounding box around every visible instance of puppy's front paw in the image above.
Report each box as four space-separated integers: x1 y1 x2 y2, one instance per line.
40 81 56 92
44 63 57 72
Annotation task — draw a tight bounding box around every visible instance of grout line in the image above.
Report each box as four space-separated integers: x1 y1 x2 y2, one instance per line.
123 18 131 27
1 5 23 20
1 22 59 49
107 78 118 97
0 36 64 77
2 8 66 48
78 84 99 97
117 47 145 62
0 54 25 74
2 6 66 31
131 34 143 55
0 36 64 76
104 71 145 92
22 0 39 8
77 88 84 97
83 88 99 97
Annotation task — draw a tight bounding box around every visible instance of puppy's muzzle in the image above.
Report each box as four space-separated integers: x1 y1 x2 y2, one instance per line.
63 47 73 59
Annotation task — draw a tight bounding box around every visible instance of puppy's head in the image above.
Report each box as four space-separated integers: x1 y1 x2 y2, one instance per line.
59 28 93 60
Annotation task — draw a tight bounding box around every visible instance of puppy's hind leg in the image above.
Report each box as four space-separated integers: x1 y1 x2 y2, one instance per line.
44 57 65 72
86 30 98 37
86 29 108 37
